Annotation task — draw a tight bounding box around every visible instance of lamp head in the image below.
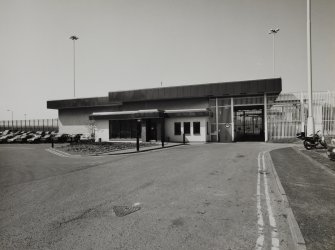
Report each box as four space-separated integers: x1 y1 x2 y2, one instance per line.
70 35 79 40
269 29 280 34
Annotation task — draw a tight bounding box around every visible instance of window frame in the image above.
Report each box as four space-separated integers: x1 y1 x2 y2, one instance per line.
184 122 191 135
193 121 201 135
174 122 181 135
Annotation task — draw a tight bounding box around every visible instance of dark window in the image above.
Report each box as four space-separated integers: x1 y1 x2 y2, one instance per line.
193 122 201 135
184 122 190 135
174 122 181 135
110 120 140 139
206 122 209 135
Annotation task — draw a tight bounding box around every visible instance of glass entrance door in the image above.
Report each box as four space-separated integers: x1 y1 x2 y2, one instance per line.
234 108 264 141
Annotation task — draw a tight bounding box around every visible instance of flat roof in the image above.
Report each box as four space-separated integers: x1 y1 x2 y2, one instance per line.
108 78 281 102
47 78 281 109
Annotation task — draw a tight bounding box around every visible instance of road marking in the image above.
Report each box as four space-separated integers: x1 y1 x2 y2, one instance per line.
52 148 72 156
0 147 34 150
45 148 69 157
256 152 265 250
262 151 279 250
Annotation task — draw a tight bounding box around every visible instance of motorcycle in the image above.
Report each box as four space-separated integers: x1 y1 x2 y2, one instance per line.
296 130 327 150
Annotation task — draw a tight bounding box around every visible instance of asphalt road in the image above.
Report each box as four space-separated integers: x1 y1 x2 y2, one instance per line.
0 143 294 250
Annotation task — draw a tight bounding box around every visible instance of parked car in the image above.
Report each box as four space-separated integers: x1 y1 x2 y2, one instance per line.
327 144 335 161
16 133 34 143
67 134 82 143
79 134 94 142
40 134 54 143
27 134 42 143
35 131 46 137
7 135 22 143
0 133 14 143
1 130 12 136
52 133 69 143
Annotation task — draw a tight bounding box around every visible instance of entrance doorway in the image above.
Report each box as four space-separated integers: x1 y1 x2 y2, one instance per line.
146 119 157 141
234 107 264 141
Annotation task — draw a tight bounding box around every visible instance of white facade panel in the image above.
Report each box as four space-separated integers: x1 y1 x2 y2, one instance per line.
94 120 109 142
165 117 209 143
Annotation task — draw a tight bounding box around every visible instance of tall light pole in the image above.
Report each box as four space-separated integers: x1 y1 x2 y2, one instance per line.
306 0 314 136
24 113 27 130
6 109 13 131
69 35 79 98
269 28 280 77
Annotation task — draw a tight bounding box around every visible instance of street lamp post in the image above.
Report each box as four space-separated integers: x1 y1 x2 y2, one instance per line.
306 0 314 136
24 113 27 130
6 109 13 131
69 35 79 98
269 29 280 77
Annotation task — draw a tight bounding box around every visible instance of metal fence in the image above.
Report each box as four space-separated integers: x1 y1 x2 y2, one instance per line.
0 119 59 132
268 91 335 140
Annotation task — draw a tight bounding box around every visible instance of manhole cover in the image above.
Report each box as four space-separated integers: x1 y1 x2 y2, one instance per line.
113 204 141 217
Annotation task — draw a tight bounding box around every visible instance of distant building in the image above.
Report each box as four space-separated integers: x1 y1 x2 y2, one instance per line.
47 78 282 142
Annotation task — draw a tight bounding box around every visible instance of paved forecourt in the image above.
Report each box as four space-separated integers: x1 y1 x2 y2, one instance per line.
0 143 294 250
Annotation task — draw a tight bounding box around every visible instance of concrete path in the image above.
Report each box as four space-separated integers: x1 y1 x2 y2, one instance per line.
0 143 294 250
270 147 335 250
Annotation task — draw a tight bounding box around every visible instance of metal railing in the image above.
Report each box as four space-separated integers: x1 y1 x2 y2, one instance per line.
267 91 335 140
0 119 59 132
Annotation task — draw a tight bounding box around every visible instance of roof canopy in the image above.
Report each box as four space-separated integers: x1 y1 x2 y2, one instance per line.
89 109 212 120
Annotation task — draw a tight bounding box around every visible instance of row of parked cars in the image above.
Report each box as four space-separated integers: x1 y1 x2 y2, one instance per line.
0 130 94 144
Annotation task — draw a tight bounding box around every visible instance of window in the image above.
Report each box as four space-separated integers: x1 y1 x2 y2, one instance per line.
206 122 209 135
174 122 181 135
184 122 190 135
193 122 200 135
110 120 140 139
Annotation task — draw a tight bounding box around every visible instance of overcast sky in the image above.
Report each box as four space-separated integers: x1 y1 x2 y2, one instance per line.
0 0 334 120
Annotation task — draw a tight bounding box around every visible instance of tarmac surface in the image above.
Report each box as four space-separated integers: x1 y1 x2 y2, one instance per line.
270 147 335 250
0 143 295 249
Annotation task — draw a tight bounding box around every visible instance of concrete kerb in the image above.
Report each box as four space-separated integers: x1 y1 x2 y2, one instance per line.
88 143 187 156
48 143 188 157
265 150 307 250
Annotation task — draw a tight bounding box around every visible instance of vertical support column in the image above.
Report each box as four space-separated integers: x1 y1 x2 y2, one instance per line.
141 120 146 142
215 98 219 142
300 92 305 133
264 93 268 142
136 119 141 152
161 118 165 148
156 119 162 141
231 97 234 142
